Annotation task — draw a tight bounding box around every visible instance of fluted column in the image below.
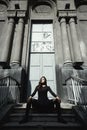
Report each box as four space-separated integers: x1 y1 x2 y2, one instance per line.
10 18 24 67
69 18 83 66
1 18 14 66
60 18 72 66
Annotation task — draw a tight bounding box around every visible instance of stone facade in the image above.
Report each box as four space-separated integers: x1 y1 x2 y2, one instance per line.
0 0 87 103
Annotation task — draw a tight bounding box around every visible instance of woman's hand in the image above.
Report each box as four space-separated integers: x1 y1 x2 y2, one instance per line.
56 96 61 103
29 96 32 99
27 96 32 102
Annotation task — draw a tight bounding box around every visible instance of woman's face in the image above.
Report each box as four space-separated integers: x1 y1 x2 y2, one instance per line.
41 77 46 84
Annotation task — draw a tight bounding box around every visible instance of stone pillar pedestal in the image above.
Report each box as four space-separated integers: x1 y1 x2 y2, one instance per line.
10 18 24 67
1 18 14 67
60 18 72 66
69 18 83 66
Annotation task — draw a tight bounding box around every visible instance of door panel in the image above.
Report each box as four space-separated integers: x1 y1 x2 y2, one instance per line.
42 54 56 98
30 54 41 80
29 54 41 98
29 53 56 99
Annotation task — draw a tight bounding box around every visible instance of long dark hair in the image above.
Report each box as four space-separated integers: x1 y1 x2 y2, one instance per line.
38 76 47 88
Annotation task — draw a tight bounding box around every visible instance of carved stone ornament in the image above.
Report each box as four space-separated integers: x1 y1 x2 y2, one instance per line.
7 10 16 17
17 11 26 17
0 2 7 12
32 3 52 13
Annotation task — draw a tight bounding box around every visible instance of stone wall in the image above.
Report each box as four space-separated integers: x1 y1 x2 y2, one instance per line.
0 0 87 102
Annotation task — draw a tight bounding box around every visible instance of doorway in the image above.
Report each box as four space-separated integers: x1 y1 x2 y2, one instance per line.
29 22 57 99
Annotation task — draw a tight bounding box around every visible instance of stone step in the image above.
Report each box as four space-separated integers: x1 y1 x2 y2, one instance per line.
14 102 75 108
13 107 74 115
0 103 84 130
10 113 75 117
9 113 76 122
2 121 82 130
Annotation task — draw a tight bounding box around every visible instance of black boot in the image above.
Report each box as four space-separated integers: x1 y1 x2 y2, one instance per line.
55 102 67 124
19 101 31 124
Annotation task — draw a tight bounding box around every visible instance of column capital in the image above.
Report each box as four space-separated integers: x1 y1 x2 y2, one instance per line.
8 18 14 23
60 17 66 24
18 18 24 23
69 17 77 24
69 18 74 23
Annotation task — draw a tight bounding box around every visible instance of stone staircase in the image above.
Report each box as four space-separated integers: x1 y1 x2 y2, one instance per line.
0 103 85 130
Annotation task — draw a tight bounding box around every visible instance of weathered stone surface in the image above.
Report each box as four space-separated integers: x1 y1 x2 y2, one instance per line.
0 0 87 103
0 67 23 84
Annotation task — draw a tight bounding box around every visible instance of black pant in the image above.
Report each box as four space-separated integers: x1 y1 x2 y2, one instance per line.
25 98 61 118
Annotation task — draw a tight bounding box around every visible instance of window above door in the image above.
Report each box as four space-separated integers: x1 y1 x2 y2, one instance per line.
31 23 54 52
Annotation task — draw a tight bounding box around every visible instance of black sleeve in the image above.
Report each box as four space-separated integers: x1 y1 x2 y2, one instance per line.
48 86 57 97
31 86 38 97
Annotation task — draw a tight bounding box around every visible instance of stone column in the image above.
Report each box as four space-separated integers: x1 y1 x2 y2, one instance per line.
69 18 83 66
60 18 72 66
1 18 14 66
10 18 24 67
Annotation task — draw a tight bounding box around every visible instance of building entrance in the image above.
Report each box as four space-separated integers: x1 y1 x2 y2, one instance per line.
29 22 57 98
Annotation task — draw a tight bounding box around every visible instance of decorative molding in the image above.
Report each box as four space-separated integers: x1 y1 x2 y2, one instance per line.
0 0 8 20
17 10 26 17
32 0 55 12
58 10 77 18
32 4 52 13
0 0 9 7
0 3 7 12
7 10 16 17
7 10 26 18
7 0 27 18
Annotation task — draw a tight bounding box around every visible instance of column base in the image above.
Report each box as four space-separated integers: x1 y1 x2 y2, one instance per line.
10 62 20 68
63 62 73 68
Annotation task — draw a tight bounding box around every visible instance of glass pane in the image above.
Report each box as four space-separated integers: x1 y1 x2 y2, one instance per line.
43 24 53 32
32 24 43 32
31 33 43 41
32 24 53 32
31 42 42 52
32 32 53 42
31 42 54 52
31 23 54 52
43 32 53 41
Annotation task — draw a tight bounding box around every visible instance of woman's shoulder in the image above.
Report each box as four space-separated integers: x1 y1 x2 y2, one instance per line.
47 86 51 89
36 85 39 89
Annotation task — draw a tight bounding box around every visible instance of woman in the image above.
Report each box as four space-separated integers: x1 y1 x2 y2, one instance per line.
21 76 64 123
